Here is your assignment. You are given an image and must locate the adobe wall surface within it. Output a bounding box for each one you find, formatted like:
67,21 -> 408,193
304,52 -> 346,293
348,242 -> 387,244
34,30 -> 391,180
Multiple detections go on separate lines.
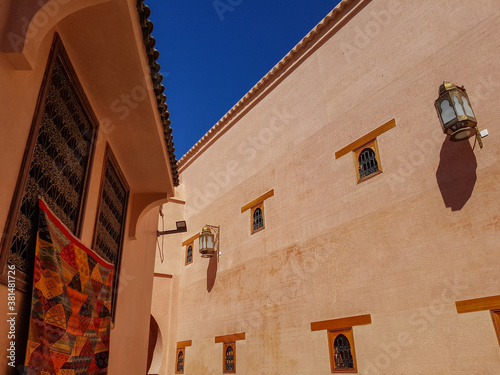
160,0 -> 500,374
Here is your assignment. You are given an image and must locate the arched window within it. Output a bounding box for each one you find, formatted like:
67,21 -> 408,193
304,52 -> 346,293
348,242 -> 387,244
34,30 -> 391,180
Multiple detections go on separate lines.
358,148 -> 379,179
225,345 -> 235,372
176,350 -> 184,373
242,190 -> 274,235
184,240 -> 194,266
253,207 -> 263,232
186,245 -> 193,265
333,334 -> 354,369
174,341 -> 192,374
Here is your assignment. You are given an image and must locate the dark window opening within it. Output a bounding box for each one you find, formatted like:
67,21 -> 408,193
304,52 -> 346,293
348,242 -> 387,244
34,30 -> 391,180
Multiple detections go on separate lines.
358,148 -> 379,179
225,345 -> 235,372
333,334 -> 354,369
176,350 -> 184,373
253,208 -> 263,231
358,148 -> 378,179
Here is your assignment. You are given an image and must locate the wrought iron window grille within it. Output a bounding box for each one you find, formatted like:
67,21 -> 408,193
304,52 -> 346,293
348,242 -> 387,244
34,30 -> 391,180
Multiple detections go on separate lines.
93,146 -> 129,321
225,345 -> 235,373
0,35 -> 98,290
358,148 -> 379,179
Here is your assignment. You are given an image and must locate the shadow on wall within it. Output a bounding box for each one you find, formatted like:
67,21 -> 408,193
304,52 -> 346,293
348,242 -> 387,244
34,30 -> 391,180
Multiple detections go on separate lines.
147,314 -> 160,375
436,136 -> 477,211
207,256 -> 217,293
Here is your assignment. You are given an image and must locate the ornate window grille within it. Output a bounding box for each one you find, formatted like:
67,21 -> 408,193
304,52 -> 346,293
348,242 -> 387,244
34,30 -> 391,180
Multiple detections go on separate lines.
93,147 -> 129,320
225,345 -> 235,373
358,148 -> 379,179
186,244 -> 193,265
333,334 -> 354,369
176,350 -> 184,373
0,35 -> 97,290
327,328 -> 358,372
253,207 -> 263,232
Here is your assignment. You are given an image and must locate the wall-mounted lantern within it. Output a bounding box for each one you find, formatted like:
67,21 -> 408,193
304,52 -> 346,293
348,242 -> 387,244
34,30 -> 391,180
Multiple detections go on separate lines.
435,81 -> 483,148
157,221 -> 187,237
199,225 -> 220,260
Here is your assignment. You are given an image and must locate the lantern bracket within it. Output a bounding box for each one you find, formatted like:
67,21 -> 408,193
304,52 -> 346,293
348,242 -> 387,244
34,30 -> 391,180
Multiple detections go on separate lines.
475,127 -> 484,149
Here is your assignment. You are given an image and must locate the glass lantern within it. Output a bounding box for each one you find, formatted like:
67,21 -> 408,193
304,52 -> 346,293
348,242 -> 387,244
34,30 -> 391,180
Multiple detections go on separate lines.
199,225 -> 215,258
435,81 -> 477,141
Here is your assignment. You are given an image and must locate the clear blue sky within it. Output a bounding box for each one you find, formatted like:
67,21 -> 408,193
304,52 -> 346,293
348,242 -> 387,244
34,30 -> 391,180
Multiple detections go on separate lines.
147,0 -> 340,158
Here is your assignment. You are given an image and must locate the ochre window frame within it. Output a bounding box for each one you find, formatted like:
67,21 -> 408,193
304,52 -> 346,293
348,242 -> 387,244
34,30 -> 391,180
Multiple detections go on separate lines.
175,340 -> 192,374
492,310 -> 500,345
335,119 -> 396,184
182,233 -> 200,266
353,139 -> 382,183
92,145 -> 130,321
311,314 -> 371,374
0,34 -> 98,291
456,295 -> 500,346
175,348 -> 185,374
215,332 -> 245,374
328,328 -> 357,373
241,189 -> 274,235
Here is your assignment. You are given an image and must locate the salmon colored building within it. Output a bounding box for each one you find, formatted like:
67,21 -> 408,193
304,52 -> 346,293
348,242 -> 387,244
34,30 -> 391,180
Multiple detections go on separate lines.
152,0 -> 500,374
1,0 -> 500,375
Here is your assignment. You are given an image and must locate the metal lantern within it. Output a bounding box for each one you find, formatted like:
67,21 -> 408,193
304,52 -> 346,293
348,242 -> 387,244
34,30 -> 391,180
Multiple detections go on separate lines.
435,81 -> 477,142
199,225 -> 218,258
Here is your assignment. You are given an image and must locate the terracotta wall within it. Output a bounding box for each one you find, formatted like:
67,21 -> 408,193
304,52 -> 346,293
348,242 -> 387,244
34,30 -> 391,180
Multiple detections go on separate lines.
158,0 -> 500,374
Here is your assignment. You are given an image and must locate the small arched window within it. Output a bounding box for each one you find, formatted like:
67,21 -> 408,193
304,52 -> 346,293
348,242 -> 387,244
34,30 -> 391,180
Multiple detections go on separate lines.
358,148 -> 379,179
225,345 -> 235,372
253,208 -> 263,231
327,328 -> 358,372
186,245 -> 193,264
333,334 -> 354,369
176,350 -> 184,373
242,190 -> 274,235
185,241 -> 194,266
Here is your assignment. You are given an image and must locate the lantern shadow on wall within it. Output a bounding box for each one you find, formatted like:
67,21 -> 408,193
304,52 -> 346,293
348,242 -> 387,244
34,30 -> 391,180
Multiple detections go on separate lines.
436,136 -> 477,211
434,82 -> 483,211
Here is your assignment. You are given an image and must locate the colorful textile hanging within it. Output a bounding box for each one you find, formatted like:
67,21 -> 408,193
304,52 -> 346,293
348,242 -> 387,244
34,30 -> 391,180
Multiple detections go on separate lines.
24,200 -> 114,375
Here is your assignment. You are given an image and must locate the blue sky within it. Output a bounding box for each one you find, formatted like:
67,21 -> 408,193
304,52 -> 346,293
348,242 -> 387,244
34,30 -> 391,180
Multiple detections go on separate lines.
147,0 -> 341,158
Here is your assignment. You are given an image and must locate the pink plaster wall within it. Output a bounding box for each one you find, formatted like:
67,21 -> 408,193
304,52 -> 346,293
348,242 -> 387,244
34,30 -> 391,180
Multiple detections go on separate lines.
159,0 -> 500,374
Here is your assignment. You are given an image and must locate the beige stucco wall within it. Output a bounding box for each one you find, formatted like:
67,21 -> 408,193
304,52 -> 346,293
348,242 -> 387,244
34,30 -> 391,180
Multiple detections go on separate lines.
0,0 -> 175,374
157,0 -> 500,374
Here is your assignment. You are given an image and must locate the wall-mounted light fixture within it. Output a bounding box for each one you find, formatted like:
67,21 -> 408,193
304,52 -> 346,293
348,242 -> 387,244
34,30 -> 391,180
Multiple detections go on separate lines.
199,225 -> 220,260
157,221 -> 187,237
435,81 -> 484,148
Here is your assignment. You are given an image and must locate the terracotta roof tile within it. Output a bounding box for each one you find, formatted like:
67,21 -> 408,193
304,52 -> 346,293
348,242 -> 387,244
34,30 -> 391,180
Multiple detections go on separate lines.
136,0 -> 179,186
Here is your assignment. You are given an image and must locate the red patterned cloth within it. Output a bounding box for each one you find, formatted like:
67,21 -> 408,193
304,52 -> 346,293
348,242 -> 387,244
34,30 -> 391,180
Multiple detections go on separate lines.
24,200 -> 114,375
